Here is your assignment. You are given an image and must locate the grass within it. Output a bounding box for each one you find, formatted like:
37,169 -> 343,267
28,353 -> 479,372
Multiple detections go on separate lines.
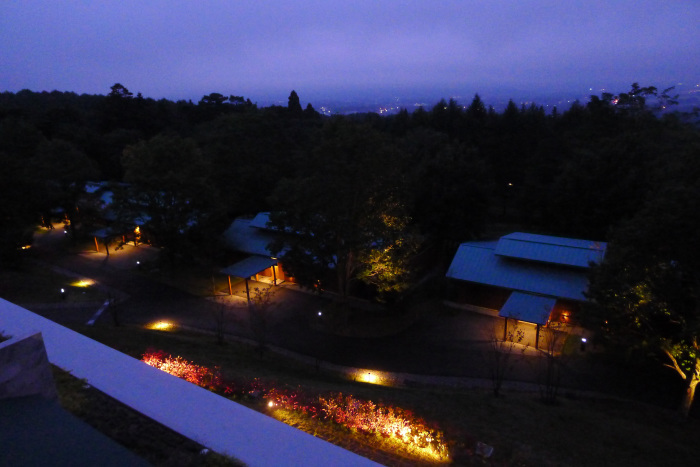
72,324 -> 700,466
0,266 -> 108,305
135,257 -> 236,298
5,248 -> 699,465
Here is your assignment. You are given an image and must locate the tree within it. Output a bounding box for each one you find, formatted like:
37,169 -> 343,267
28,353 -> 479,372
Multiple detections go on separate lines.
487,321 -> 526,397
120,133 -> 217,260
248,286 -> 276,355
199,93 -> 227,106
33,139 -> 99,239
268,119 -> 417,304
101,83 -> 138,133
287,90 -> 302,114
586,185 -> 700,417
401,129 -> 491,261
108,83 -> 133,99
303,103 -> 319,119
537,323 -> 571,405
355,207 -> 421,301
0,118 -> 45,260
466,93 -> 486,121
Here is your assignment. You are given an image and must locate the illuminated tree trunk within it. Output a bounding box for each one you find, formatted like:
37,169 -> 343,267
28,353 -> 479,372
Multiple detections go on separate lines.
680,358 -> 699,418
336,250 -> 356,303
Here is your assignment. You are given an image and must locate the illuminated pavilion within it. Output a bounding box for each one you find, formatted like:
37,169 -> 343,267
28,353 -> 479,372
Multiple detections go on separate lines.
445,232 -> 607,348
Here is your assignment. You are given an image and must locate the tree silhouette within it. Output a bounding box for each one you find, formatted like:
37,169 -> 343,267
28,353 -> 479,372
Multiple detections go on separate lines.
287,90 -> 302,114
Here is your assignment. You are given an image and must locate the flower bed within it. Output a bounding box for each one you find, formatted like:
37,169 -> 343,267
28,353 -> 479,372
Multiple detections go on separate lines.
142,349 -> 449,461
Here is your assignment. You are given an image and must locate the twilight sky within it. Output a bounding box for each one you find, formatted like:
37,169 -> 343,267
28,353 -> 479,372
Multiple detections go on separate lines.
1,1 -> 698,104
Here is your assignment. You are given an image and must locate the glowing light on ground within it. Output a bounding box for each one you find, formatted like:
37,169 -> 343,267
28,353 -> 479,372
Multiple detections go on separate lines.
353,369 -> 392,386
146,321 -> 175,331
71,279 -> 95,287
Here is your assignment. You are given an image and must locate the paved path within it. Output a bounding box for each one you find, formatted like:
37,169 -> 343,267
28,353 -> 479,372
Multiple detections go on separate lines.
25,226 -> 608,393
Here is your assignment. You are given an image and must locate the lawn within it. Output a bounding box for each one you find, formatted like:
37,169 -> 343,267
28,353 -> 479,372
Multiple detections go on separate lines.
72,324 -> 700,466
6,248 -> 698,465
0,265 -> 108,305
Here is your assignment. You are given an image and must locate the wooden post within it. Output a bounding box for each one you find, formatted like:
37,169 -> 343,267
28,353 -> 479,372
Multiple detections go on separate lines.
228,275 -> 233,296
94,236 -> 100,252
245,278 -> 251,304
535,324 -> 540,350
272,265 -> 278,286
503,317 -> 508,341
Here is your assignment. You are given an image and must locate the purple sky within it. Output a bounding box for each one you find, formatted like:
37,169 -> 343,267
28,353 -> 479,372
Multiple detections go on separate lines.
1,1 -> 698,103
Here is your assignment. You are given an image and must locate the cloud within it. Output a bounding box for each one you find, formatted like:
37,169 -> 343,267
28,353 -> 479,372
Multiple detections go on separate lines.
1,1 -> 697,100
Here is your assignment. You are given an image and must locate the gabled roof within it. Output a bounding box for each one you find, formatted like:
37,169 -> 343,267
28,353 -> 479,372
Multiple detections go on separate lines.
495,232 -> 606,268
445,236 -> 596,301
249,212 -> 273,230
221,255 -> 277,278
499,292 -> 557,325
249,212 -> 299,234
222,218 -> 279,257
84,181 -> 105,194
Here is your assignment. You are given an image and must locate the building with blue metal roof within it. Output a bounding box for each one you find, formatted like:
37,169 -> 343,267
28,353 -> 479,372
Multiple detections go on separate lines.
446,233 -> 607,342
221,213 -> 294,299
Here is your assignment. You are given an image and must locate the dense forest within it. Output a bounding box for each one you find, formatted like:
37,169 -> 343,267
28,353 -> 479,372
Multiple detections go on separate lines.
1,83 -> 696,254
2,83 -> 700,415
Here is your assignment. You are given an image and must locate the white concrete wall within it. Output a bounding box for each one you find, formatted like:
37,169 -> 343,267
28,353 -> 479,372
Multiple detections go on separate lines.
0,298 -> 379,467
0,332 -> 57,400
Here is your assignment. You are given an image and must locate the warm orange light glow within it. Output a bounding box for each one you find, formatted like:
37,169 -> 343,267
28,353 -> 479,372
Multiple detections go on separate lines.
318,392 -> 449,461
353,369 -> 392,386
71,279 -> 95,288
146,321 -> 175,331
143,350 -> 449,463
134,226 -> 141,234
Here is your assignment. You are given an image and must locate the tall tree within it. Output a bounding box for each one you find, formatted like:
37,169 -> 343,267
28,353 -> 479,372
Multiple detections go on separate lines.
466,93 -> 486,121
33,139 -> 99,238
287,90 -> 303,114
120,133 -> 217,260
402,128 -> 491,261
268,119 -> 417,302
0,118 -> 45,259
108,83 -> 134,99
586,185 -> 700,417
199,93 -> 228,106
